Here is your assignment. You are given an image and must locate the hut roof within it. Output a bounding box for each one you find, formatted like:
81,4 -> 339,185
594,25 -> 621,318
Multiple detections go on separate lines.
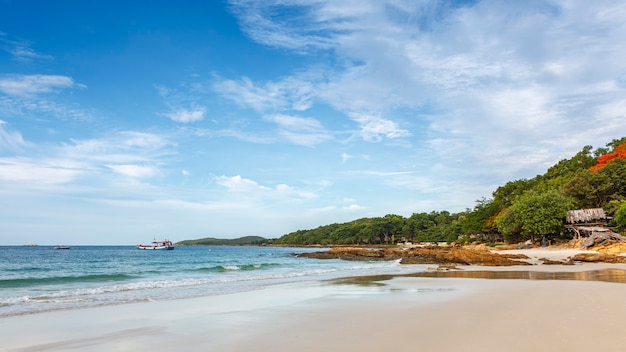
566,208 -> 607,224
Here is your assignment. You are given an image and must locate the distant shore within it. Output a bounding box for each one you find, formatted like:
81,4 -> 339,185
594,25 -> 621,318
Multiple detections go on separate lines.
4,247 -> 626,352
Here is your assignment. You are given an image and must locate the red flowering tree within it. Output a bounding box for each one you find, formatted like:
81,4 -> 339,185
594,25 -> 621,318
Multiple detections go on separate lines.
591,143 -> 626,172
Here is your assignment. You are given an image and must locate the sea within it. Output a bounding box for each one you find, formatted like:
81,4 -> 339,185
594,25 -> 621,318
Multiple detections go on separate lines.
0,245 -> 427,317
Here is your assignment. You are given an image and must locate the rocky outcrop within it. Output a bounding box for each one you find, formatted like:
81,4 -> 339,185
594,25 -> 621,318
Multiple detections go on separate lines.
580,232 -> 626,249
568,252 -> 626,264
298,246 -> 530,266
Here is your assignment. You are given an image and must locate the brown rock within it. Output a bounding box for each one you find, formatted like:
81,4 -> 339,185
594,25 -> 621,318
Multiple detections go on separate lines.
568,253 -> 626,263
298,246 -> 529,266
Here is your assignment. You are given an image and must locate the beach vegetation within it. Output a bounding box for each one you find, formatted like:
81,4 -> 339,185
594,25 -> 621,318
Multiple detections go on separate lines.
495,190 -> 574,243
615,202 -> 626,231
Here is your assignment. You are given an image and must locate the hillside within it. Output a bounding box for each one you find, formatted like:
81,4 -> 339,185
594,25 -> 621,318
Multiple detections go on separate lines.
275,137 -> 626,246
176,236 -> 268,246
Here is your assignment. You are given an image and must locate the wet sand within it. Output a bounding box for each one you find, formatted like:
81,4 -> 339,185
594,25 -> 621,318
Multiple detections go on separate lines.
3,262 -> 626,352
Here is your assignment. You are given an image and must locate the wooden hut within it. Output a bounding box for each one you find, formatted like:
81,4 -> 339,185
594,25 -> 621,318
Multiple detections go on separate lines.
566,208 -> 607,224
565,208 -> 609,239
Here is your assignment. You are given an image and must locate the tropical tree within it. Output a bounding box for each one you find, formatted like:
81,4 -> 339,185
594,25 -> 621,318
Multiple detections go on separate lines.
402,212 -> 434,242
496,190 -> 573,243
615,202 -> 626,232
460,198 -> 499,237
370,214 -> 405,244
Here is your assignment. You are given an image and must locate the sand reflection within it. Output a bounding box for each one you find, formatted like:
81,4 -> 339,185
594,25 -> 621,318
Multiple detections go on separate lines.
333,269 -> 626,286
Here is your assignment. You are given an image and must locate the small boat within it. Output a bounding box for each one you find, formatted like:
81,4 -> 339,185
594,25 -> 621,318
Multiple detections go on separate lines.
54,245 -> 71,250
137,239 -> 175,250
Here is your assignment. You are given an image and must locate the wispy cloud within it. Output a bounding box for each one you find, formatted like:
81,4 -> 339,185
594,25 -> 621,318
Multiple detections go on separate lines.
156,84 -> 207,123
166,107 -> 207,123
0,120 -> 30,151
264,113 -> 332,146
0,34 -> 53,62
0,131 -> 175,186
226,0 -> 626,181
214,75 -> 316,113
227,0 -> 341,50
347,112 -> 411,142
105,164 -> 160,179
216,174 -> 318,201
0,74 -> 79,97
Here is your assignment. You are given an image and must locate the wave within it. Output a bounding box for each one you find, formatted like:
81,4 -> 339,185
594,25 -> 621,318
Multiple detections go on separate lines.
1,263 -> 391,306
0,273 -> 134,288
193,263 -> 282,273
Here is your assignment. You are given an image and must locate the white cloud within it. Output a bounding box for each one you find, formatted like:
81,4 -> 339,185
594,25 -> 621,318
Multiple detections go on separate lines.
165,107 -> 206,123
264,114 -> 332,146
0,120 -> 30,151
0,158 -> 85,185
156,84 -> 207,123
0,131 -> 174,186
215,174 -> 318,201
226,0 -> 626,182
216,174 -> 268,192
215,75 -> 316,113
105,164 -> 160,179
347,112 -> 411,142
0,74 -> 78,96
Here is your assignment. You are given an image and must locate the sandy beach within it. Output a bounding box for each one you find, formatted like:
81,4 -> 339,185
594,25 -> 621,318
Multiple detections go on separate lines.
3,250 -> 626,352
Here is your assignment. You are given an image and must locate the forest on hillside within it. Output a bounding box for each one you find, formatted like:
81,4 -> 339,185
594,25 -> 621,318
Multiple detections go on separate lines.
274,137 -> 626,246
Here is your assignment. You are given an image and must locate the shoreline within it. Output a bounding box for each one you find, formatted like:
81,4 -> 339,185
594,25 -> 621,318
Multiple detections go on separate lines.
4,252 -> 626,351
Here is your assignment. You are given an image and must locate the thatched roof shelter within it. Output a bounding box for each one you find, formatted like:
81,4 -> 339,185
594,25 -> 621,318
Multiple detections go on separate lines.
566,208 -> 607,224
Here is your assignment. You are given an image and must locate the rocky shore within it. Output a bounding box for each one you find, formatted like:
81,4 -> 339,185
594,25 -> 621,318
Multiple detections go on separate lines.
297,244 -> 626,266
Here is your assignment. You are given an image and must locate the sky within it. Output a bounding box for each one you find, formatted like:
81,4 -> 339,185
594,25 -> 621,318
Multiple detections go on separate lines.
1,0 -> 626,245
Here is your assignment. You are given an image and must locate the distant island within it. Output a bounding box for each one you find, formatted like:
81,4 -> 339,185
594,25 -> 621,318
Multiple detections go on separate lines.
175,236 -> 268,246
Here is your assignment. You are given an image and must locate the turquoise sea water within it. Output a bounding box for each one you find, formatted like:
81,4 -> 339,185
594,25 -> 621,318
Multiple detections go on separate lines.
0,245 -> 426,317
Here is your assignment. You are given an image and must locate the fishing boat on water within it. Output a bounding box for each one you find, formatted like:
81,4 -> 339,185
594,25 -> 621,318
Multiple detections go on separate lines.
137,239 -> 175,250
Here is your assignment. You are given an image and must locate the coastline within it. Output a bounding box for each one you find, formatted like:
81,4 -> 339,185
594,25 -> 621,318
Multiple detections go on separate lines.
3,250 -> 626,352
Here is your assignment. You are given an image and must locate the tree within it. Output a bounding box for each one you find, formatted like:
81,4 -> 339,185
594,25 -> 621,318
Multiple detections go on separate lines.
460,198 -> 499,237
492,178 -> 538,209
563,158 -> 626,209
591,142 -> 626,172
370,214 -> 405,244
402,212 -> 434,242
496,190 -> 573,243
615,202 -> 626,232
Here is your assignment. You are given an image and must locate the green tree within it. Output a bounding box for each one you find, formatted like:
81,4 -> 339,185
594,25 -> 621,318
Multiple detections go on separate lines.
403,212 -> 435,242
614,202 -> 626,232
496,190 -> 573,243
460,198 -> 499,237
370,214 -> 405,244
495,206 -> 522,243
563,158 -> 626,209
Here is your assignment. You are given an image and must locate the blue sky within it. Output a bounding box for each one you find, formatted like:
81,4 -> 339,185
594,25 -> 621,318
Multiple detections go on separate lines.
1,1 -> 626,245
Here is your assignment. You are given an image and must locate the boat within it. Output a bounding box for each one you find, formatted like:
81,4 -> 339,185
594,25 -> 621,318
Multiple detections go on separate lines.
54,245 -> 71,250
137,239 -> 175,250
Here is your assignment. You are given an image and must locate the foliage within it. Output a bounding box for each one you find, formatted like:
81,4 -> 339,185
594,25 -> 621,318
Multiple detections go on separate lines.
459,198 -> 500,240
615,202 -> 626,231
274,212 -> 460,245
496,190 -> 573,242
591,143 -> 626,172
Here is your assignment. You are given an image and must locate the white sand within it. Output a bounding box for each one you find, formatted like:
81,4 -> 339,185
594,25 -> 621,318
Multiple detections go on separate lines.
494,247 -> 598,264
3,262 -> 626,352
